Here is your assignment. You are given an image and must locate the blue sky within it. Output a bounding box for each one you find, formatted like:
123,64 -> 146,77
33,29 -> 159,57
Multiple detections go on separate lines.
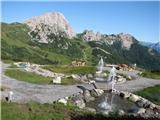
1,1 -> 159,43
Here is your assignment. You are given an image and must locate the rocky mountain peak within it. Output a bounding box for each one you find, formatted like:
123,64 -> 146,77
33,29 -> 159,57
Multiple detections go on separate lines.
82,30 -> 102,41
118,33 -> 134,49
81,30 -> 134,49
24,12 -> 75,43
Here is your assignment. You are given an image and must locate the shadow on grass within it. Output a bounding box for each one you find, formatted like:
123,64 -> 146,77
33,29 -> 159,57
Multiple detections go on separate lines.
71,114 -> 160,120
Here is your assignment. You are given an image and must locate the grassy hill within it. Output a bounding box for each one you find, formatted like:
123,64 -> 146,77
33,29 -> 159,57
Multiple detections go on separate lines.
1,22 -> 160,70
1,23 -> 79,65
89,40 -> 160,70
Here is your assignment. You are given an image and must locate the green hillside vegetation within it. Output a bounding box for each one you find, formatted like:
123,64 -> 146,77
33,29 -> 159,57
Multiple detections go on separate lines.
89,40 -> 160,70
5,69 -> 52,84
1,22 -> 160,70
5,69 -> 83,85
140,71 -> 160,79
135,85 -> 160,105
43,65 -> 96,75
61,77 -> 82,85
1,23 -> 73,65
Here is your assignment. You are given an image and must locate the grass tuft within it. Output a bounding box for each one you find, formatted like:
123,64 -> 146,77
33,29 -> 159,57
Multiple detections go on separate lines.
43,65 -> 96,75
5,69 -> 52,84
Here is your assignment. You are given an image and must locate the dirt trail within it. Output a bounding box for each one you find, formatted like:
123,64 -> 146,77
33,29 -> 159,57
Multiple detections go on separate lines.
1,63 -> 160,103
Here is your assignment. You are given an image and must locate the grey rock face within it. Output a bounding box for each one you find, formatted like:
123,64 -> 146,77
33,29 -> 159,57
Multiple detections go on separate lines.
24,12 -> 75,43
118,33 -> 134,49
82,30 -> 102,41
81,30 -> 134,49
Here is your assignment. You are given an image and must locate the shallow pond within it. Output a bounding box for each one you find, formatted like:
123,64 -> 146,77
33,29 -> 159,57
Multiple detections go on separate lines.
86,92 -> 140,114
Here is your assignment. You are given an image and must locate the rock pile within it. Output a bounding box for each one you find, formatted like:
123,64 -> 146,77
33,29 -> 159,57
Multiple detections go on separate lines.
56,87 -> 160,118
116,64 -> 133,71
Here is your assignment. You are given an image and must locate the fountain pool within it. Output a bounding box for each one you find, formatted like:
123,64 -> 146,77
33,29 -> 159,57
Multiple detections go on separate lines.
86,92 -> 140,114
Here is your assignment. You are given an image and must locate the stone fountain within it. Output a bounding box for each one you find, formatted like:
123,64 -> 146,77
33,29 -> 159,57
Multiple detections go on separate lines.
69,59 -> 160,118
97,66 -> 117,112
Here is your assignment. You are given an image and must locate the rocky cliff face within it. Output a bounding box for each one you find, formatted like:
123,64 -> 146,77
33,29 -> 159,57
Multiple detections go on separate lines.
24,12 -> 75,43
24,12 -> 134,49
118,33 -> 134,49
81,30 -> 102,41
81,30 -> 134,49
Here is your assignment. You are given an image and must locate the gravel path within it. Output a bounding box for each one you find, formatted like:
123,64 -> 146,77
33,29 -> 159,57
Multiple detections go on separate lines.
1,63 -> 160,103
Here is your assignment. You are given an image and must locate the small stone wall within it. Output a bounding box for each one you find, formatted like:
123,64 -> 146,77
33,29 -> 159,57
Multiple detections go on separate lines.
56,87 -> 160,118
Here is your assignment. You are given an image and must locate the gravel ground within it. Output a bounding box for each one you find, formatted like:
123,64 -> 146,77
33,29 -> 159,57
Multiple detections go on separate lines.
1,63 -> 160,103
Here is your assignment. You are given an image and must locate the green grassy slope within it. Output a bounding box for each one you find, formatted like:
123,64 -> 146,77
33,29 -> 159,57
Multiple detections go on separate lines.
89,40 -> 160,70
1,23 -> 72,65
2,101 -> 158,120
140,71 -> 160,79
2,22 -> 160,70
1,102 -> 81,120
42,65 -> 96,75
135,85 -> 160,105
5,69 -> 52,84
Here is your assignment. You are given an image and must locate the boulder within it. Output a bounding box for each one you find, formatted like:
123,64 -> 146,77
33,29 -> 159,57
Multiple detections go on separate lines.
117,78 -> 126,82
127,75 -> 132,80
137,108 -> 146,114
136,100 -> 145,108
83,90 -> 95,102
58,98 -> 67,105
122,92 -> 131,99
75,99 -> 85,109
150,103 -> 157,109
119,91 -> 131,98
84,107 -> 96,113
118,110 -> 125,116
81,75 -> 87,80
89,81 -> 97,89
101,111 -> 110,115
87,74 -> 93,78
119,92 -> 125,98
117,78 -> 123,82
83,90 -> 91,97
90,89 -> 104,97
8,91 -> 14,102
53,76 -> 61,84
90,90 -> 98,97
71,74 -> 81,80
129,94 -> 140,102
89,80 -> 95,84
95,72 -> 107,77
116,75 -> 122,78
136,98 -> 150,108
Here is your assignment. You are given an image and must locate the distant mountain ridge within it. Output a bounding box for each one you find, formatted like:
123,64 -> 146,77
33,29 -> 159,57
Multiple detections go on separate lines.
79,30 -> 135,49
140,41 -> 160,53
1,12 -> 160,70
